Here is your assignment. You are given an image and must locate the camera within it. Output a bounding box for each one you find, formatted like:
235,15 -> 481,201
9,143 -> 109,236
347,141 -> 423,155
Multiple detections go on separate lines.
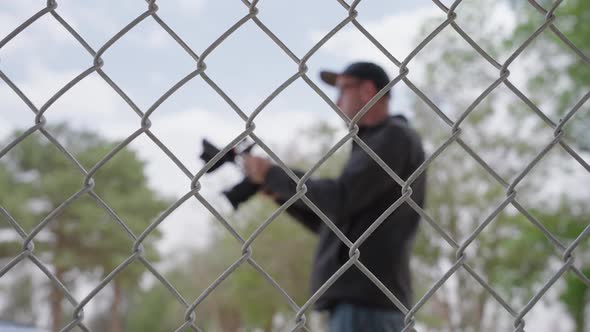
199,138 -> 260,209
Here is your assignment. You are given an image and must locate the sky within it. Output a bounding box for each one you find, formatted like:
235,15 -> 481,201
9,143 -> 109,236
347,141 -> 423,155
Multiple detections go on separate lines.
0,0 -> 582,330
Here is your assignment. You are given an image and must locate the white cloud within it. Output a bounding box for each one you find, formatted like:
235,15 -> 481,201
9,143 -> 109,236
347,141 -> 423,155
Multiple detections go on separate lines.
123,20 -> 176,50
312,6 -> 443,70
0,11 -> 19,38
146,26 -> 174,49
174,0 -> 206,12
308,2 -> 523,113
0,120 -> 9,142
0,8 -> 80,58
0,0 -> 201,58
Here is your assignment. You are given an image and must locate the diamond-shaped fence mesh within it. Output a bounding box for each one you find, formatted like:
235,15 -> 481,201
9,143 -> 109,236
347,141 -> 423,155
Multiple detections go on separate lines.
0,0 -> 589,331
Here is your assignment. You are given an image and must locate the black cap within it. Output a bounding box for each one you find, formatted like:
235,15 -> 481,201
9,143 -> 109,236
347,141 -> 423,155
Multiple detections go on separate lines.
320,62 -> 391,96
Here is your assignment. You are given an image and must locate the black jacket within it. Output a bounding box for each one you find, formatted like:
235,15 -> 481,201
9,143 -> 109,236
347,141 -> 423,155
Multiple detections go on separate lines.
264,115 -> 426,312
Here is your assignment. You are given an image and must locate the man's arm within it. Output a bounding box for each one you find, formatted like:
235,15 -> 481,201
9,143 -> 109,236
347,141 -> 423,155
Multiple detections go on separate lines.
260,169 -> 321,234
274,196 -> 323,234
263,128 -> 410,226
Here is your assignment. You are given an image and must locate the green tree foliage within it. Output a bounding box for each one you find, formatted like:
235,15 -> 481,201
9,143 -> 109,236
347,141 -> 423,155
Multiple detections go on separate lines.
0,124 -> 170,332
510,0 -> 590,150
509,1 -> 590,330
409,0 -> 589,330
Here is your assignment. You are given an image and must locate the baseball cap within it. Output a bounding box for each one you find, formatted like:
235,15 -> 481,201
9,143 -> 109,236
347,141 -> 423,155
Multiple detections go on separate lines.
320,61 -> 391,96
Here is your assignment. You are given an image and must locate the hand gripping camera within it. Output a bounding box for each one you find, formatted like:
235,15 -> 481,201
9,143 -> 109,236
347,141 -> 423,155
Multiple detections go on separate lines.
199,138 -> 260,209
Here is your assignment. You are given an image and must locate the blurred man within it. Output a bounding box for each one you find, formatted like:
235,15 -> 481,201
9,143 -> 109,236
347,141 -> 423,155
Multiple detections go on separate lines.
243,62 -> 426,332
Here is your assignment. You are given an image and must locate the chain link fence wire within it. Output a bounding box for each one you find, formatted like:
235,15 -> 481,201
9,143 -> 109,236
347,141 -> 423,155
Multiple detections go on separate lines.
1,0 -> 589,331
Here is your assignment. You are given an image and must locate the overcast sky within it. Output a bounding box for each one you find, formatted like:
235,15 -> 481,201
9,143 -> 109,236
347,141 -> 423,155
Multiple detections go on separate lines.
0,0 -> 580,330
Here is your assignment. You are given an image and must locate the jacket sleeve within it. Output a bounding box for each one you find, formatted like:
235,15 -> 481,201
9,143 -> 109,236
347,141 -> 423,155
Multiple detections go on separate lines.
264,127 -> 409,227
275,196 -> 323,234
269,169 -> 322,234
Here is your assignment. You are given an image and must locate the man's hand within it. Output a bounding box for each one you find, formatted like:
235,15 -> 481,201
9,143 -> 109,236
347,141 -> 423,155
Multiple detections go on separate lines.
243,155 -> 272,185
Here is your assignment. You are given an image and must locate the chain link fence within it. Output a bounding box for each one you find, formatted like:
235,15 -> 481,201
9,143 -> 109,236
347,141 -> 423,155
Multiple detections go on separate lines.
1,0 -> 589,331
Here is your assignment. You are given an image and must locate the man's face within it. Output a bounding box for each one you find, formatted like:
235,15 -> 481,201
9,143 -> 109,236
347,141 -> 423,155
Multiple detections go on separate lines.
335,75 -> 366,120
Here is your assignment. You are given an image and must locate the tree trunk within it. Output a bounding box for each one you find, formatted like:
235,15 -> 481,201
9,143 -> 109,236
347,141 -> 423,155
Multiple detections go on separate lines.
440,283 -> 455,332
110,282 -> 124,332
219,306 -> 241,332
50,266 -> 65,332
263,308 -> 275,332
475,289 -> 487,331
573,301 -> 585,332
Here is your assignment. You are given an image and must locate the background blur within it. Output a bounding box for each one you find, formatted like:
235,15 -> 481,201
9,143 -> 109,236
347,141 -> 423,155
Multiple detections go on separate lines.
0,0 -> 589,331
